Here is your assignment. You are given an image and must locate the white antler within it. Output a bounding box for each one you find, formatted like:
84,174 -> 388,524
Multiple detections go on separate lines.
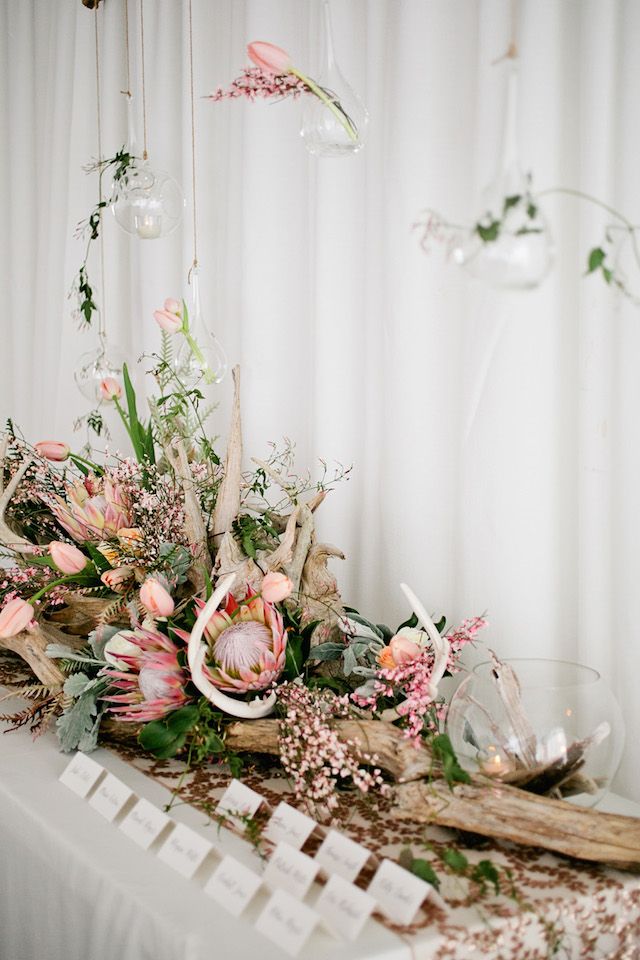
399,582 -> 450,699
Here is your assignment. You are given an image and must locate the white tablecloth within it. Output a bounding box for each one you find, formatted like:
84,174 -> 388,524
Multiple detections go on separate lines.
1,687 -> 640,960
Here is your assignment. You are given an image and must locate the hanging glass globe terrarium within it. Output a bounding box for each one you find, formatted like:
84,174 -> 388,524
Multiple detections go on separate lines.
175,268 -> 227,387
74,334 -> 126,403
452,60 -> 554,289
300,0 -> 369,157
112,158 -> 183,240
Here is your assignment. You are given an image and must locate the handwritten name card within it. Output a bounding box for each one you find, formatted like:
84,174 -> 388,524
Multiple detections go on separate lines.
215,779 -> 264,829
157,821 -> 214,879
263,842 -> 319,899
88,772 -> 134,822
263,802 -> 316,851
315,829 -> 370,883
255,888 -> 319,957
368,858 -> 447,925
59,752 -> 104,798
204,856 -> 262,917
119,798 -> 171,850
315,873 -> 376,941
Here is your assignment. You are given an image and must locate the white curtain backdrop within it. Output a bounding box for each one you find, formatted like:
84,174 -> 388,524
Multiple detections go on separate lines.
1,0 -> 639,799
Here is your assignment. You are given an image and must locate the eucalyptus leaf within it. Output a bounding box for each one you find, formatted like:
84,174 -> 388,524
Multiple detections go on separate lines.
307,642 -> 345,661
46,644 -> 104,665
63,672 -> 99,698
56,688 -> 101,752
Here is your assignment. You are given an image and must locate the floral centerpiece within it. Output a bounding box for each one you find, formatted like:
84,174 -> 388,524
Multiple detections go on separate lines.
0,306 -> 637,871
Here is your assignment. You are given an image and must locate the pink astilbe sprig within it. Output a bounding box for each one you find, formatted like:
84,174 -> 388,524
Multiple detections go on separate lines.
353,616 -> 488,746
277,682 -> 387,820
207,67 -> 309,103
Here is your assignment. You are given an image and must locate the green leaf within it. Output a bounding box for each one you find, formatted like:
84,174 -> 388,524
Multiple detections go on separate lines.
345,612 -> 384,638
122,364 -> 145,463
602,266 -> 613,284
85,541 -> 112,574
205,732 -> 225,754
138,720 -> 180,756
587,247 -> 606,274
526,201 -> 538,220
434,616 -> 446,634
63,672 -> 97,698
145,420 -> 156,465
442,848 -> 469,873
476,219 -> 501,243
411,858 -> 440,889
284,634 -> 305,680
307,642 -> 345,661
166,705 -> 199,735
56,686 -> 102,752
472,859 -> 501,895
376,623 -> 394,642
227,754 -> 244,778
432,733 -> 471,786
503,194 -> 521,213
396,612 -> 418,631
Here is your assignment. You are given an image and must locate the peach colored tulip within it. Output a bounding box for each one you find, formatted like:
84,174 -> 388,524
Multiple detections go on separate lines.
49,541 -> 87,575
247,41 -> 292,75
99,377 -> 122,401
35,441 -> 70,462
153,308 -> 182,334
0,597 -> 34,639
261,570 -> 293,604
101,566 -> 134,593
388,633 -> 421,666
140,578 -> 175,618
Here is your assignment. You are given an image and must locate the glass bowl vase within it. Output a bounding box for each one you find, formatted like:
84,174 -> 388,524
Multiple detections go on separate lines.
446,658 -> 624,808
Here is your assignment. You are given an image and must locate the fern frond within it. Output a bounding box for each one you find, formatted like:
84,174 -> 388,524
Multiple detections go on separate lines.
0,682 -> 58,704
98,595 -> 128,626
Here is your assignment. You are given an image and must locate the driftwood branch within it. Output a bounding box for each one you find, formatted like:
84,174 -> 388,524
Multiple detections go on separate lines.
226,717 -> 640,870
0,439 -> 36,554
0,625 -> 66,688
164,437 -> 211,593
212,366 -> 242,548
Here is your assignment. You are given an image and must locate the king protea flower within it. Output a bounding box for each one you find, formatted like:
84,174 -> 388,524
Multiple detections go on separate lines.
102,626 -> 190,722
181,591 -> 287,694
46,476 -> 131,542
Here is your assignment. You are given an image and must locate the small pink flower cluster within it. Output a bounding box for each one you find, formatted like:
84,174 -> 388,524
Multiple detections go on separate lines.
277,682 -> 386,819
207,67 -> 308,103
353,617 -> 488,746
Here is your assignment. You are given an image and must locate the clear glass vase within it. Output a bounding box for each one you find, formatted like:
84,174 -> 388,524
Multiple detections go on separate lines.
74,335 -> 126,404
300,0 -> 368,158
446,658 -> 624,808
452,61 -> 554,289
175,268 -> 227,387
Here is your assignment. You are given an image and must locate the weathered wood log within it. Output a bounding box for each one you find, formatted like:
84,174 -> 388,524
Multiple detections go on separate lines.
393,779 -> 640,871
225,717 -> 640,870
0,437 -> 36,554
164,437 -> 212,593
48,596 -> 118,635
0,625 -> 66,688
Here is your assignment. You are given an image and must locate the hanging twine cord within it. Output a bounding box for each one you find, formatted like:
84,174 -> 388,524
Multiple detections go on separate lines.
121,0 -> 131,98
94,2 -> 107,338
188,0 -> 199,278
140,0 -> 149,158
492,0 -> 518,64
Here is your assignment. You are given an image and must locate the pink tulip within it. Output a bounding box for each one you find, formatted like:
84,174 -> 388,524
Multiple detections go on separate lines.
247,41 -> 292,75
261,570 -> 293,604
164,298 -> 181,314
49,541 -> 87,575
99,377 -> 122,401
139,578 -> 175,618
153,309 -> 182,334
0,597 -> 34,639
35,441 -> 70,462
388,634 -> 422,666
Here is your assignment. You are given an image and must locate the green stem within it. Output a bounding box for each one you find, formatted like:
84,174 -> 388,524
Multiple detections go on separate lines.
30,575 -> 79,604
290,67 -> 358,142
183,331 -> 215,385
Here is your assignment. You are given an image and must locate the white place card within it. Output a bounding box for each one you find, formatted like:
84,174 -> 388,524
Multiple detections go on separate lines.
119,798 -> 171,850
263,802 -> 316,851
157,822 -> 214,879
367,858 -> 447,925
315,829 -> 370,883
204,855 -> 263,917
215,779 -> 264,828
255,888 -> 319,958
59,751 -> 104,798
315,873 -> 376,941
263,842 -> 319,899
88,772 -> 134,822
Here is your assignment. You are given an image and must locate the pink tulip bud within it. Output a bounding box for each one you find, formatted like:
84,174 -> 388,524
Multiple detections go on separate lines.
247,41 -> 292,75
99,377 -> 122,401
139,577 -> 175,618
261,570 -> 293,604
388,634 -> 421,666
0,597 -> 34,639
164,298 -> 182,315
35,441 -> 70,462
49,541 -> 87,575
153,309 -> 182,334
101,566 -> 134,593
